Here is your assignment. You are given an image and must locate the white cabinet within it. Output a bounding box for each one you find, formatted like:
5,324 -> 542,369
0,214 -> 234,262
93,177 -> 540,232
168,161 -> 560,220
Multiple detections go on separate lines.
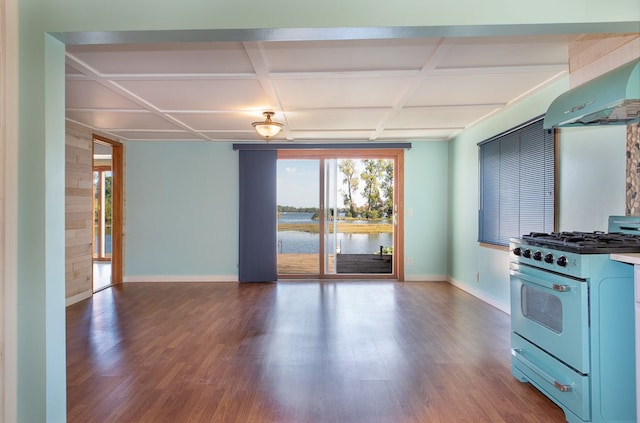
611,253 -> 640,422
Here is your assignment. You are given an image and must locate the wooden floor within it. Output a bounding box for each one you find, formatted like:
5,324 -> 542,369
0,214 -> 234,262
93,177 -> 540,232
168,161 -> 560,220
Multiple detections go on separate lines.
67,281 -> 566,423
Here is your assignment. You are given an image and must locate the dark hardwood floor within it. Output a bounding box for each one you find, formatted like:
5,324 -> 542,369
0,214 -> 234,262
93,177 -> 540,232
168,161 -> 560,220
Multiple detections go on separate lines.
66,281 -> 566,423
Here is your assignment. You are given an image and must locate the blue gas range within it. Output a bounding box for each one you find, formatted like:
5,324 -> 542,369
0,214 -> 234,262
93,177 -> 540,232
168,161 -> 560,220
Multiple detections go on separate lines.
510,216 -> 640,423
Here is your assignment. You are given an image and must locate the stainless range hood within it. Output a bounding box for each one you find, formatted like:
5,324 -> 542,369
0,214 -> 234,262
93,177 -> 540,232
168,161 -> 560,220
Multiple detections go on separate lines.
543,58 -> 640,129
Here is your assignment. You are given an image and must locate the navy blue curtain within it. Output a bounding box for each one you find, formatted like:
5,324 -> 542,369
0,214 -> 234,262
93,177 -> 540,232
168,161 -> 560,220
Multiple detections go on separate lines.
238,150 -> 277,282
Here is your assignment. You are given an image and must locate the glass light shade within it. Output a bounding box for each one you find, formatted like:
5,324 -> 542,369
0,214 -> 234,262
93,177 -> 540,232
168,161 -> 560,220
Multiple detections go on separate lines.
252,111 -> 284,139
253,122 -> 283,138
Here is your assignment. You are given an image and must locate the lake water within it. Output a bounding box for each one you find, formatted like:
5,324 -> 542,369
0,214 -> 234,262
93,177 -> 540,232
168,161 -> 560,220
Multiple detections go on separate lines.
278,212 -> 393,254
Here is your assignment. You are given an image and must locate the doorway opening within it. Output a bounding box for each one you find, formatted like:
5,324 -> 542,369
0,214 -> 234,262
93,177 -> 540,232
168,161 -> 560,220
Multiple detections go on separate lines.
277,149 -> 404,280
92,136 -> 123,291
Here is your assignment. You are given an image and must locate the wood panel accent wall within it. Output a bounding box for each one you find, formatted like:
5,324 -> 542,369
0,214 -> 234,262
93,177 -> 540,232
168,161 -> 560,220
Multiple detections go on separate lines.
65,122 -> 94,304
0,2 -> 6,417
568,33 -> 640,87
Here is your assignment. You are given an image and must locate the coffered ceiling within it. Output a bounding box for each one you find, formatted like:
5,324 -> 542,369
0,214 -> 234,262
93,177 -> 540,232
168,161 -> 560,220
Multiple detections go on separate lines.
65,34 -> 576,143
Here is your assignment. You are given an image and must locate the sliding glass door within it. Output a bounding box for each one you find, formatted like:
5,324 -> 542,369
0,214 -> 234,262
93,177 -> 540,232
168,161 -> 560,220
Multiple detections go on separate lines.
332,158 -> 395,275
324,159 -> 339,275
276,159 -> 321,275
277,150 -> 403,280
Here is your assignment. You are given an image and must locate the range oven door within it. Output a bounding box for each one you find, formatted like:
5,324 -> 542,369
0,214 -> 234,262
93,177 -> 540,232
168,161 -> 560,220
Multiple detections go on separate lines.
510,262 -> 590,374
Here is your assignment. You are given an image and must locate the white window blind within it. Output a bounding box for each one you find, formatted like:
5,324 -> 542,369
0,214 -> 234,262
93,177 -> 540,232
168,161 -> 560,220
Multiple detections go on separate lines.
478,117 -> 555,246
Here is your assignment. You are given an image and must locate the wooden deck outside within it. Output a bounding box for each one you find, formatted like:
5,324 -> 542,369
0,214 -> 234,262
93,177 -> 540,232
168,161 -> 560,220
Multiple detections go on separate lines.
336,254 -> 392,273
278,253 -> 392,275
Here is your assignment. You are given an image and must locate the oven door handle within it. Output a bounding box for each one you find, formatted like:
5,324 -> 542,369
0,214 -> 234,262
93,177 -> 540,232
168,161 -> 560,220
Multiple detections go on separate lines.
510,270 -> 571,292
511,348 -> 572,393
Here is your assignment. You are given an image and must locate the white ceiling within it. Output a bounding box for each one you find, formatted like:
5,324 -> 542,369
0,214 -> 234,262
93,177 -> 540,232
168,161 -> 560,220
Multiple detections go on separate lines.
65,34 -> 577,143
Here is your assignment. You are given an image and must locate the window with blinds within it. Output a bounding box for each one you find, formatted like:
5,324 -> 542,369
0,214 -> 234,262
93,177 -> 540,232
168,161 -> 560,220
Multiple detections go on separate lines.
478,116 -> 555,246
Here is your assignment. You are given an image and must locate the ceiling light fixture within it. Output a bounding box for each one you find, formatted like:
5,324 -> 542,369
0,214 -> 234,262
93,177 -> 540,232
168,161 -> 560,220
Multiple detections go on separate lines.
252,111 -> 284,140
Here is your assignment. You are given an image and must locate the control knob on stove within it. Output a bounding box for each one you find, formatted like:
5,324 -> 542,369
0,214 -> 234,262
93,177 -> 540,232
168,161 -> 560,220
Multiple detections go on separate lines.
544,253 -> 554,264
512,247 -> 522,256
522,249 -> 532,258
533,251 -> 542,261
557,256 -> 568,267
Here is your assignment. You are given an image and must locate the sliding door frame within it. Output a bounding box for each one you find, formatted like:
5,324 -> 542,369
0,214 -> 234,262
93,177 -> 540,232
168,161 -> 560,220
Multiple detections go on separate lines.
278,148 -> 405,281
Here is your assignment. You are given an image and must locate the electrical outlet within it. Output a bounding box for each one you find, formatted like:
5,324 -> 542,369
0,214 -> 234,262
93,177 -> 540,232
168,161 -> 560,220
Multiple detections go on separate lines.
476,272 -> 480,283
407,257 -> 413,265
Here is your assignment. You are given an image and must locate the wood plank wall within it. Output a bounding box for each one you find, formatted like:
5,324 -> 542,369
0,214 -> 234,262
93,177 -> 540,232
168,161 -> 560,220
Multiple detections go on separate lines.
0,3 -> 7,419
569,33 -> 640,87
65,122 -> 94,304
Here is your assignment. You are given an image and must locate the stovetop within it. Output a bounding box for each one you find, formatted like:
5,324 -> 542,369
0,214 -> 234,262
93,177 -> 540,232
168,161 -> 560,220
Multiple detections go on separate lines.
519,231 -> 640,254
510,217 -> 640,277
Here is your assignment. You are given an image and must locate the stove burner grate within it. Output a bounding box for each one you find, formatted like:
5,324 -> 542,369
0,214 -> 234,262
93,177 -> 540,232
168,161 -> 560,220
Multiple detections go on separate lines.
520,231 -> 640,253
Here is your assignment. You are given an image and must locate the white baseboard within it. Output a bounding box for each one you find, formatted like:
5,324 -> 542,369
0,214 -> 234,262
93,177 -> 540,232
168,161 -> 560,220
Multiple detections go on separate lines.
446,276 -> 510,315
123,275 -> 239,283
66,290 -> 92,306
404,274 -> 447,282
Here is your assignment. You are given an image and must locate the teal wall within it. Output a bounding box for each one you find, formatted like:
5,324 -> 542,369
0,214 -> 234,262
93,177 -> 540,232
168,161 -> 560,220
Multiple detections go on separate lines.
15,0 -> 639,420
125,142 -> 239,278
558,125 -> 627,231
447,79 -> 630,310
447,77 -> 570,310
17,31 -> 67,421
125,141 -> 449,281
38,0 -> 640,33
404,142 -> 449,279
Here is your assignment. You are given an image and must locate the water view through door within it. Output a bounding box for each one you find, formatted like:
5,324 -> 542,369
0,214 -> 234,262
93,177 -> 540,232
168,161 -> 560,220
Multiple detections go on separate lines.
277,159 -> 320,275
93,140 -> 113,291
277,153 -> 397,278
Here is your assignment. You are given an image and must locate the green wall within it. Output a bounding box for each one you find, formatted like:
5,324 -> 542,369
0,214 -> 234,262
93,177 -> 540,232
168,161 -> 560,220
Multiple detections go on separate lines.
125,142 -> 239,279
558,125 -> 627,230
447,77 -> 570,310
17,31 -> 67,421
16,0 -> 639,420
404,142 -> 449,279
39,0 -> 640,33
447,78 -> 629,311
124,141 -> 449,281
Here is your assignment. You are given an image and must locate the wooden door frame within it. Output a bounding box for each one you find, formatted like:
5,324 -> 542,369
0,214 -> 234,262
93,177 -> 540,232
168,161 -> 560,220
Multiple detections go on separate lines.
277,149 -> 405,281
93,135 -> 124,285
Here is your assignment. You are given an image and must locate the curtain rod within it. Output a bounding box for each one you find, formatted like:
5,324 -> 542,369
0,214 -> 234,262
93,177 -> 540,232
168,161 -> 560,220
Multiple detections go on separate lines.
233,142 -> 412,151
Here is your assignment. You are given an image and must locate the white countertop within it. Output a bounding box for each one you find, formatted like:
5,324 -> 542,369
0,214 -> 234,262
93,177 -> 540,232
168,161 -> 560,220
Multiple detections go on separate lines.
611,253 -> 640,265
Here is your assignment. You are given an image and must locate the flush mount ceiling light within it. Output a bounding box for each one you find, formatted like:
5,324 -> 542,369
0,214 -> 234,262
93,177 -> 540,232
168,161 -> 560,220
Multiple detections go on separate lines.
252,111 -> 284,140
